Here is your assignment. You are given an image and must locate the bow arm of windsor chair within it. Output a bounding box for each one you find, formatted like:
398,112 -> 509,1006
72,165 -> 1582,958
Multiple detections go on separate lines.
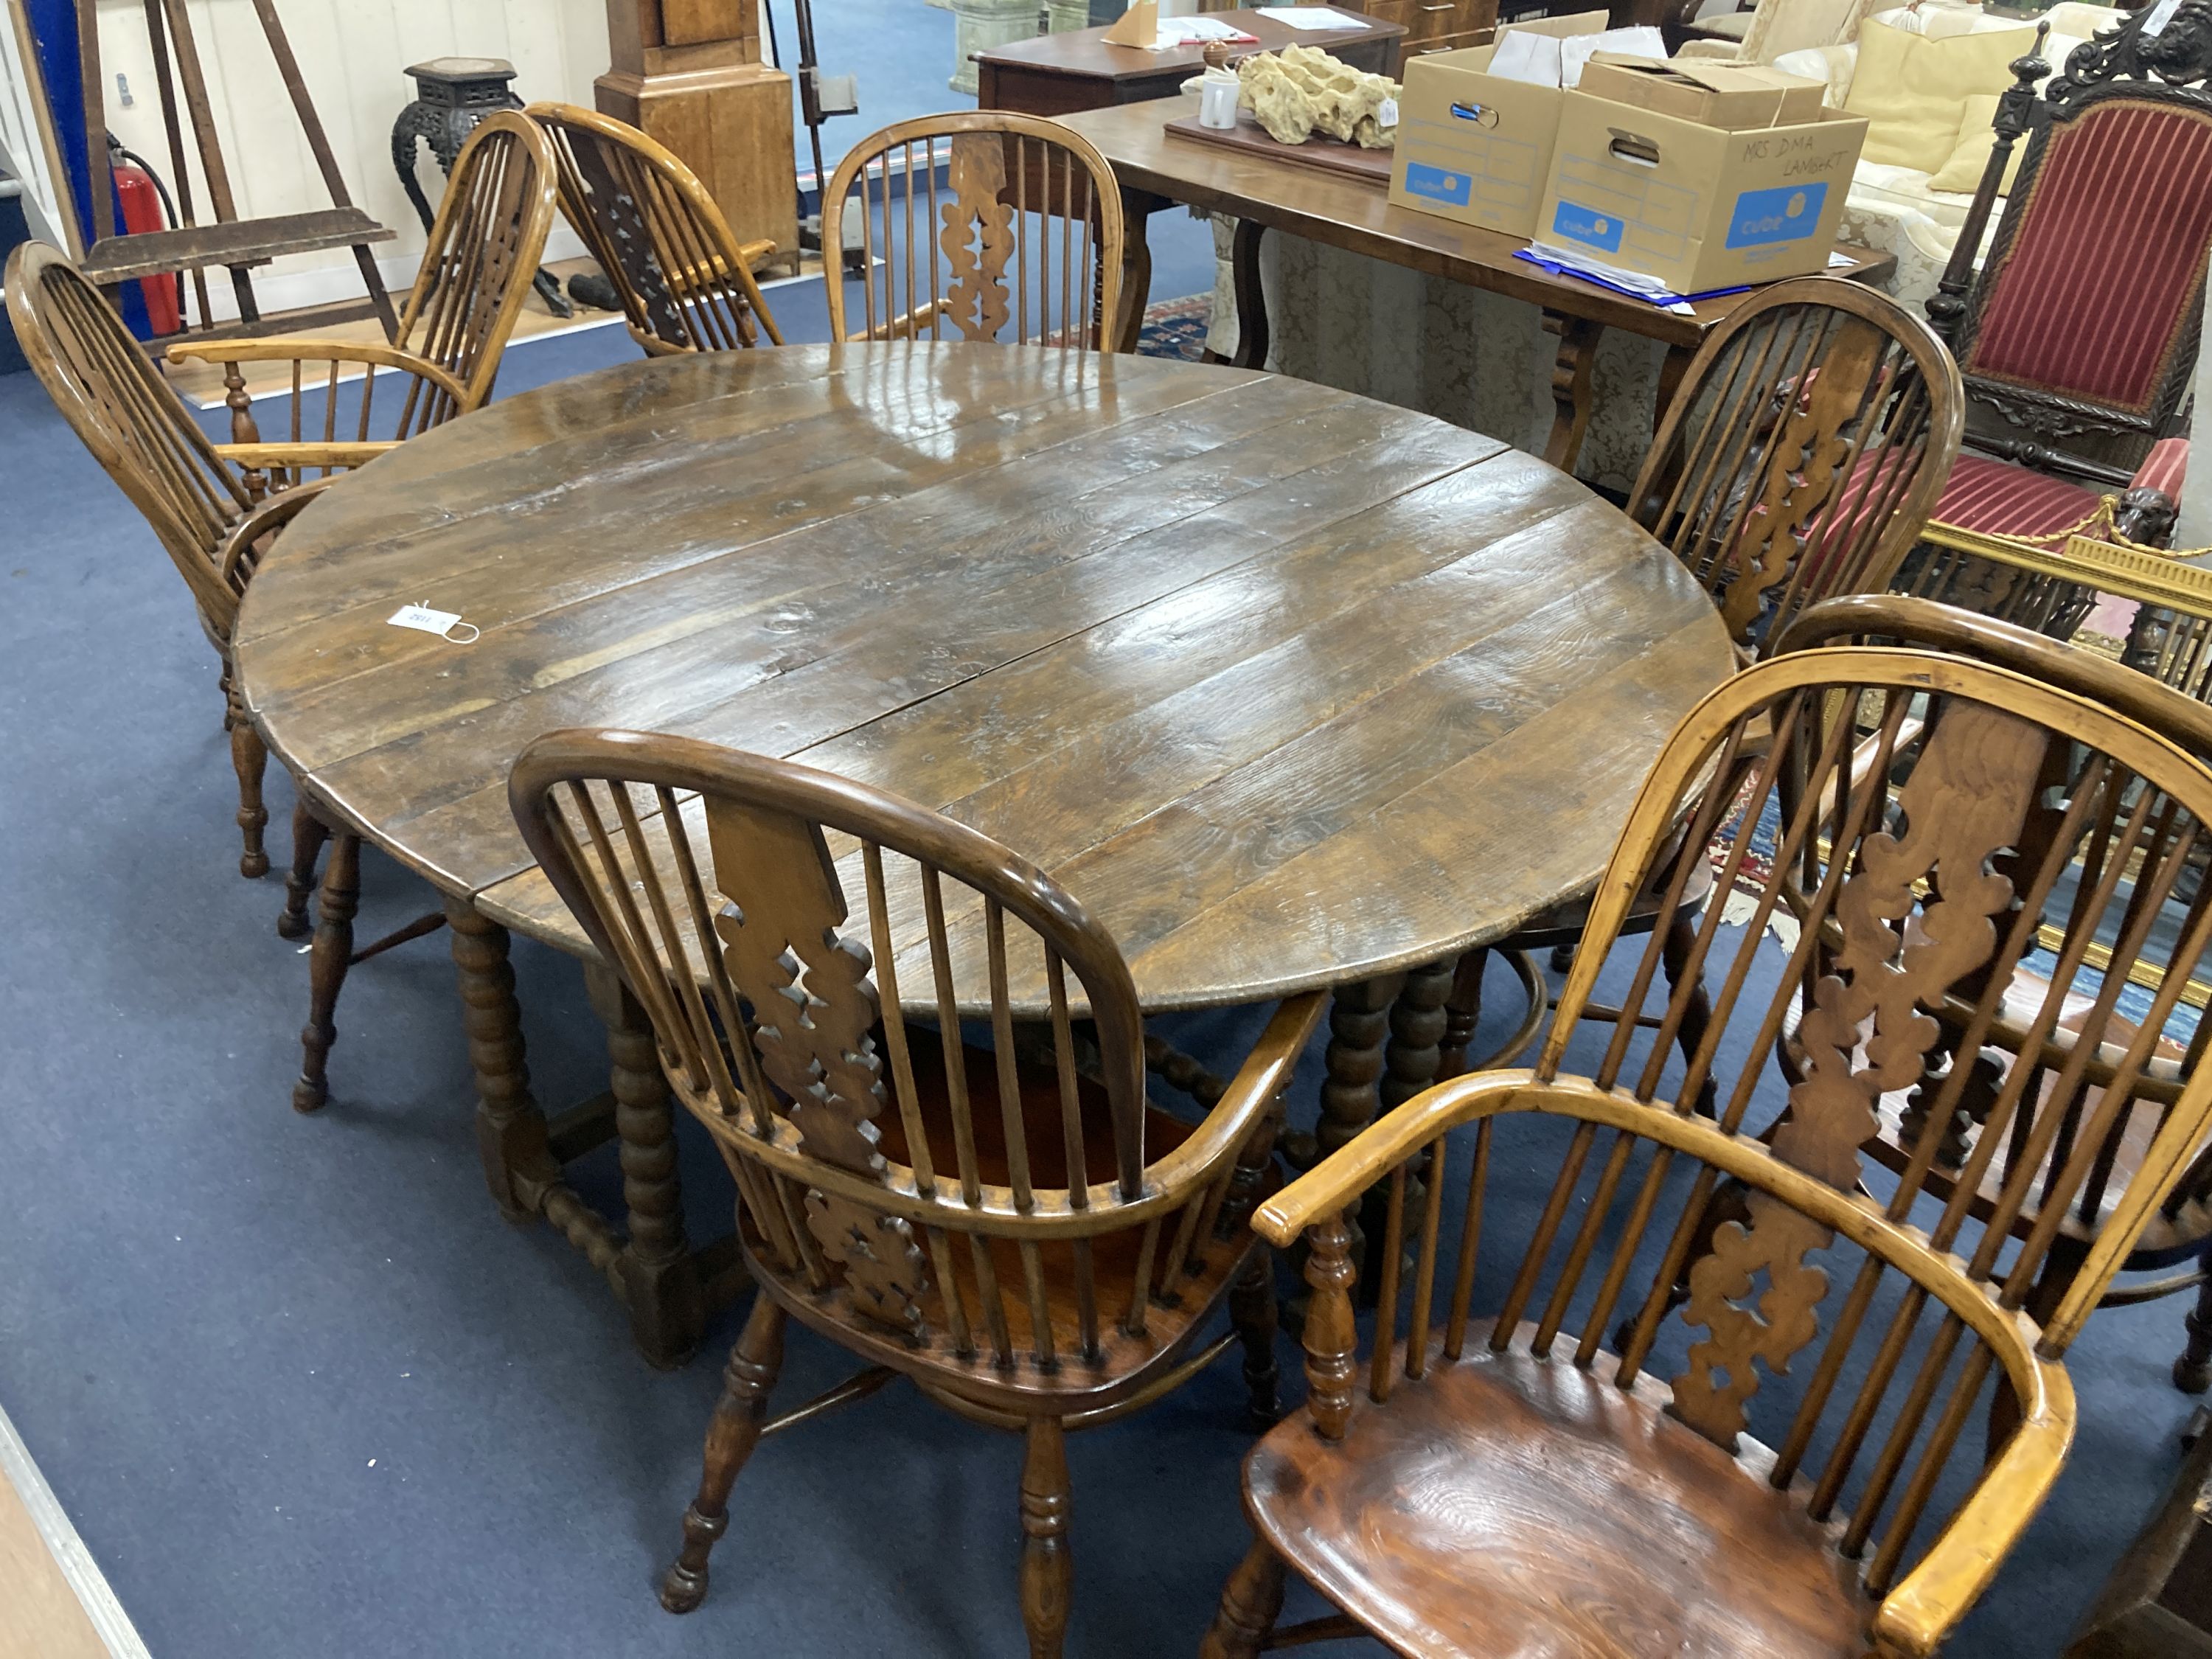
1141,993 -> 1326,1198
215,473 -> 341,597
166,337 -> 471,477
1250,1069 -> 2078,1659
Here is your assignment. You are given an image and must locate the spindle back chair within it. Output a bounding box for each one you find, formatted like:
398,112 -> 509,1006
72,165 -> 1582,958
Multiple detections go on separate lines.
1633,276 -> 1963,658
509,728 -> 1323,1657
1775,593 -> 2212,1391
166,112 -> 558,494
527,103 -> 785,356
1203,647 -> 2212,1659
819,111 -> 1123,350
7,238 -> 321,876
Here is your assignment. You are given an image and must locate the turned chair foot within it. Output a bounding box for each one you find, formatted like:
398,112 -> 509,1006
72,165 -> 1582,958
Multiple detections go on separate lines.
1200,1537 -> 1286,1659
278,800 -> 330,939
293,830 -> 360,1113
661,1295 -> 785,1614
2176,1265 -> 2212,1394
1020,1416 -> 1074,1658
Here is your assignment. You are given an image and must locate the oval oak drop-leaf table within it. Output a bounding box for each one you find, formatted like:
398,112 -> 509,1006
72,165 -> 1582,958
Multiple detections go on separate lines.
233,341 -> 1737,1366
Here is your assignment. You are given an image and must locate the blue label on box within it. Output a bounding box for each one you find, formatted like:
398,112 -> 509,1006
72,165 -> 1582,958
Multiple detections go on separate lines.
1549,199 -> 1624,254
1725,183 -> 1827,248
1402,164 -> 1472,207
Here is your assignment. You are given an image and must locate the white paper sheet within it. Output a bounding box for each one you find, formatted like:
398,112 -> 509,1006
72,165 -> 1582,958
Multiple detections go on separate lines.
1255,6 -> 1369,28
1148,15 -> 1257,47
1557,26 -> 1667,88
1488,29 -> 1565,86
1487,23 -> 1669,88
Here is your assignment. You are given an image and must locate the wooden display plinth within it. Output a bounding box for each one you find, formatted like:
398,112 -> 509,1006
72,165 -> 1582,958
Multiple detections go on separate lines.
597,0 -> 800,273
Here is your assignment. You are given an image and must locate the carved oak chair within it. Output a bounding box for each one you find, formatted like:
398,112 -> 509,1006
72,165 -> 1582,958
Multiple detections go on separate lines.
526,102 -> 785,356
507,730 -> 1324,1658
7,239 -> 319,878
1921,5 -> 2212,550
164,112 -> 558,495
1203,644 -> 2212,1659
1408,276 -> 1963,1164
1775,593 -> 2212,1396
820,111 -> 1124,349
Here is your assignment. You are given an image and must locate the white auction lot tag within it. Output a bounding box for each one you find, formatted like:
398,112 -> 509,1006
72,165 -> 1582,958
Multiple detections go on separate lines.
387,602 -> 479,644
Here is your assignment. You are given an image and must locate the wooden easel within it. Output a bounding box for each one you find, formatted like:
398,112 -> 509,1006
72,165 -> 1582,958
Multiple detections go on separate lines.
72,0 -> 398,338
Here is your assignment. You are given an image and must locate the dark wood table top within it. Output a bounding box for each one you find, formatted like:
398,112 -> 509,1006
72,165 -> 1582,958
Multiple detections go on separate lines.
975,8 -> 1405,83
1057,100 -> 1897,348
234,343 -> 1735,1012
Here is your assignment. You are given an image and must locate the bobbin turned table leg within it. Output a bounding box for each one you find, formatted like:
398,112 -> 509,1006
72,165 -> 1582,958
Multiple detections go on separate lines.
445,898 -> 558,1223
1282,975 -> 1404,1321
587,963 -> 703,1371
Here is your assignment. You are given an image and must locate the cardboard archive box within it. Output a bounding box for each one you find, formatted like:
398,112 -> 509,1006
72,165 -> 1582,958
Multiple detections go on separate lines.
1385,11 -> 1610,240
1537,58 -> 1868,294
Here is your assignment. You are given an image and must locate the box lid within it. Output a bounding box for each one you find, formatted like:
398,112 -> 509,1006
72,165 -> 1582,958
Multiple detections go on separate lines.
1577,53 -> 1829,128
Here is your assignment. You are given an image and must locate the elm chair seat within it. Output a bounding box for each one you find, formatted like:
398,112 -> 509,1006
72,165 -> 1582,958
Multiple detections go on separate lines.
1243,1335 -> 1871,1659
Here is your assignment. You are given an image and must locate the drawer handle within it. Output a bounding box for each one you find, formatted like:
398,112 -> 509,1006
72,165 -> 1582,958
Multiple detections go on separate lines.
1419,4 -> 1452,10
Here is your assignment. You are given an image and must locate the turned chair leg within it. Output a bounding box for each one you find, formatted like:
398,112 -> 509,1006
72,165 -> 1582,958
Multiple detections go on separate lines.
224,667 -> 270,879
661,1295 -> 787,1615
1020,1416 -> 1074,1659
1199,1537 -> 1287,1659
1230,1246 -> 1281,1427
293,830 -> 359,1113
279,801 -> 331,939
2179,1247 -> 2212,1394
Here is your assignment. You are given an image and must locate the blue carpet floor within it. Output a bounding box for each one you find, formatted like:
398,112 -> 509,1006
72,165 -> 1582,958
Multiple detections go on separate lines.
0,272 -> 2200,1658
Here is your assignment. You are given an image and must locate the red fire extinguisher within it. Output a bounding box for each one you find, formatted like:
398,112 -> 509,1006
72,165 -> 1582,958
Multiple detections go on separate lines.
108,142 -> 182,336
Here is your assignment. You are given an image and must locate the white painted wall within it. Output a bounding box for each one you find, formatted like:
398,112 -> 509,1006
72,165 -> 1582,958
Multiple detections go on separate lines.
87,0 -> 610,321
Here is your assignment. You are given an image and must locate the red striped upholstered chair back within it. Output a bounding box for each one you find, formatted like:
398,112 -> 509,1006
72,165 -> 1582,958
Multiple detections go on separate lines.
1930,6 -> 2212,490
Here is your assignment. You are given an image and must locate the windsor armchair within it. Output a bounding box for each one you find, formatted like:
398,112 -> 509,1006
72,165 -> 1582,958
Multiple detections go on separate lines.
508,729 -> 1325,1658
7,240 -> 444,1107
1205,645 -> 2212,1659
164,113 -> 558,498
820,111 -> 1124,349
1413,277 -> 1964,1178
526,104 -> 785,356
1774,593 -> 2212,1397
8,239 -> 315,879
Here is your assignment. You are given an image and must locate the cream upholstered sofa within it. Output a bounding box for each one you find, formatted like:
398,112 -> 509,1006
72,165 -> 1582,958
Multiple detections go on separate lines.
1689,1 -> 2126,306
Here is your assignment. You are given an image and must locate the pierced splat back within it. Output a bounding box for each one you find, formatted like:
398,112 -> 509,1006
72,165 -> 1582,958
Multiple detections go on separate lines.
820,112 -> 1124,349
529,103 -> 785,356
1634,278 -> 1963,657
511,729 -> 1295,1393
1300,650 -> 2212,1638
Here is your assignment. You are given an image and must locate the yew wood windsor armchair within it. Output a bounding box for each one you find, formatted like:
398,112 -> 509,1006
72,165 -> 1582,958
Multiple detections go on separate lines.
526,104 -> 785,356
1773,593 -> 2212,1397
8,239 -> 318,879
1387,279 -> 1964,1222
164,112 -> 557,498
508,730 -> 1324,1658
8,240 -> 443,1110
820,112 -> 1124,349
1205,646 -> 2212,1659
